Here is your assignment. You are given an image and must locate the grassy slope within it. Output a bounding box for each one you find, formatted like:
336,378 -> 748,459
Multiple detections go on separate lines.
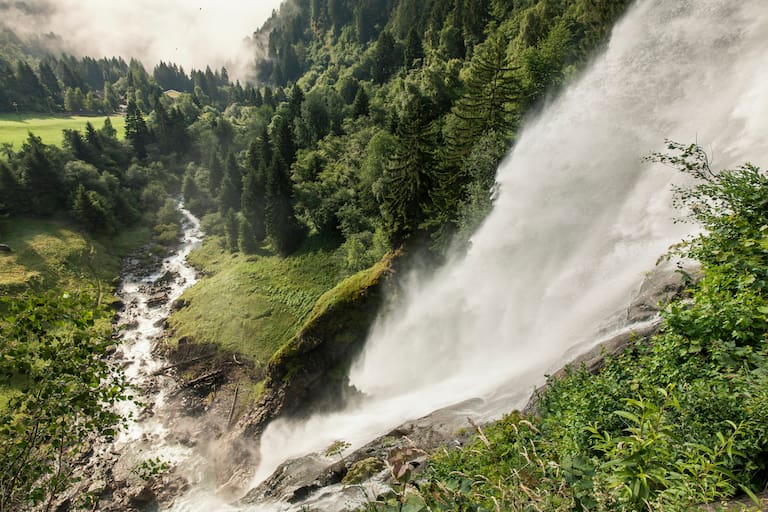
168,236 -> 351,369
0,216 -> 149,408
0,216 -> 149,296
0,113 -> 126,148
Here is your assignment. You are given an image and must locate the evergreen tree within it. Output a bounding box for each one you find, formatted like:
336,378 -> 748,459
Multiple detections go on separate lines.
63,87 -> 85,112
63,129 -> 91,162
372,30 -> 401,84
18,134 -> 64,215
264,154 -> 304,255
102,81 -> 119,112
224,208 -> 239,252
352,86 -> 370,117
72,185 -> 115,233
38,61 -> 62,108
101,118 -> 117,139
237,212 -> 260,254
84,122 -> 101,151
288,83 -> 305,119
241,135 -> 269,243
263,86 -> 274,108
208,153 -> 224,194
404,27 -> 425,69
124,99 -> 150,159
14,61 -> 47,110
446,31 -> 520,159
0,162 -> 21,213
84,91 -> 100,113
217,172 -> 240,213
241,165 -> 266,243
270,113 -> 297,166
58,61 -> 85,91
380,90 -> 439,242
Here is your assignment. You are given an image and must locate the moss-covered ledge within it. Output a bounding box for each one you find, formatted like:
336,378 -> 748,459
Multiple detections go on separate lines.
234,249 -> 401,439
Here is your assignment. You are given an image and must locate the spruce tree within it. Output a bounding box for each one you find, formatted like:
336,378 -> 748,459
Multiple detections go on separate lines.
217,154 -> 242,214
372,30 -> 400,84
237,212 -> 259,254
241,144 -> 267,243
224,208 -> 239,252
18,134 -> 64,215
264,155 -> 304,255
38,61 -> 62,108
446,31 -> 520,160
380,90 -> 439,243
0,162 -> 21,213
352,86 -> 370,118
404,28 -> 425,69
124,99 -> 150,159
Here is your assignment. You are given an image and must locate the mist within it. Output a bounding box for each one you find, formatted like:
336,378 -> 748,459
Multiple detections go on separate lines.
0,0 -> 284,80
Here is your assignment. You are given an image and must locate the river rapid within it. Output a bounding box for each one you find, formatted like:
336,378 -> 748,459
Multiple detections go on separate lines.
62,202 -> 209,511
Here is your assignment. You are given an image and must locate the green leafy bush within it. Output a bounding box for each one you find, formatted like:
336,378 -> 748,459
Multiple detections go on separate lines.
0,291 -> 129,510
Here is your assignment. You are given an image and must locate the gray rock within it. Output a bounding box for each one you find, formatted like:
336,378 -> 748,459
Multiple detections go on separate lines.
241,398 -> 481,507
130,482 -> 156,505
87,479 -> 108,496
627,260 -> 700,324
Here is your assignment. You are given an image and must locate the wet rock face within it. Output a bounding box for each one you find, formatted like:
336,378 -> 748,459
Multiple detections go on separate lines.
524,260 -> 702,416
626,260 -> 700,324
241,399 -> 479,509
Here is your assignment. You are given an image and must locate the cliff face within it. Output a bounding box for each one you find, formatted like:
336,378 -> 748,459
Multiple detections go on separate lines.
233,250 -> 401,441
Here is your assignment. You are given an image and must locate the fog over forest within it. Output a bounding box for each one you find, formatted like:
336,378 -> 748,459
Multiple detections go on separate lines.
0,0 -> 284,78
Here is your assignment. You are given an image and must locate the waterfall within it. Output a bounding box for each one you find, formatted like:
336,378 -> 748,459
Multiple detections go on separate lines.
172,1 -> 768,510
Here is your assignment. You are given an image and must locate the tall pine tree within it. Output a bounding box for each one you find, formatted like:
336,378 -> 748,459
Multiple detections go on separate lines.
124,99 -> 150,159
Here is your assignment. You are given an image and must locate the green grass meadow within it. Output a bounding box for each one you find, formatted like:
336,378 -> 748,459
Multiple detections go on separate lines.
0,113 -> 126,148
0,216 -> 149,295
168,237 -> 350,368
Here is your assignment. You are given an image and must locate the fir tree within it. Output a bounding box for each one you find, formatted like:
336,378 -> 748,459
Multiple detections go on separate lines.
224,208 -> 239,252
237,212 -> 260,254
125,99 -> 150,159
404,27 -> 425,69
446,31 -> 520,160
264,155 -> 304,255
380,90 -> 439,243
353,86 -> 370,118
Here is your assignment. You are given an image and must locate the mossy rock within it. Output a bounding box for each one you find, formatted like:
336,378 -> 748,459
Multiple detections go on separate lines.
342,457 -> 386,485
237,250 -> 400,437
268,250 -> 399,383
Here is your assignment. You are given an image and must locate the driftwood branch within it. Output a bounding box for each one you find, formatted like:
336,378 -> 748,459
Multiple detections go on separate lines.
227,385 -> 240,430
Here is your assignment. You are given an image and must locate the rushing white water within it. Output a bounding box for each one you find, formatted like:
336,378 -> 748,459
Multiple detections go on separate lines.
111,203 -> 204,471
171,1 -> 768,510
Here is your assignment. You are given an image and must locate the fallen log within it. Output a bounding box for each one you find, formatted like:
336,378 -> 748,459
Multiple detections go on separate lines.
171,370 -> 224,396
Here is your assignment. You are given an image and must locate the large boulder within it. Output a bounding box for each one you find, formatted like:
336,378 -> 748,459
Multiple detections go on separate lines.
626,260 -> 700,324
